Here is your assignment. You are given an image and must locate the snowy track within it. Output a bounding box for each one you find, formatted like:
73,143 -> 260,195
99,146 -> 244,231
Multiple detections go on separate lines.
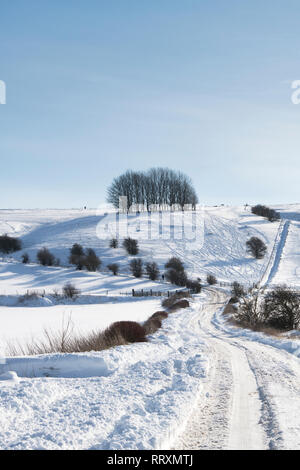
174,289 -> 300,450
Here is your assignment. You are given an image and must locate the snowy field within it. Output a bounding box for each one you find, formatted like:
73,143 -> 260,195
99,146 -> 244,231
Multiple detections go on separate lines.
0,204 -> 299,449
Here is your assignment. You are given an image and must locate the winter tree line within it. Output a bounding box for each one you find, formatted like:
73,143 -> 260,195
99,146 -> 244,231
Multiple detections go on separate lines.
107,167 -> 198,211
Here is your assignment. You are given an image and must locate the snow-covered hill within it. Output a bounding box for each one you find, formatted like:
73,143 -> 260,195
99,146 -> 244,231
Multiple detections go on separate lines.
0,205 -> 287,286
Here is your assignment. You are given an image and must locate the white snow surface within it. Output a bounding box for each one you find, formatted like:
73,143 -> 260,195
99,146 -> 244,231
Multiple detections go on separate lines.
0,204 -> 300,449
0,294 -> 208,450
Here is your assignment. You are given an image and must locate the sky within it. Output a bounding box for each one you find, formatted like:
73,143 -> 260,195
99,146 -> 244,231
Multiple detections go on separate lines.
0,0 -> 300,208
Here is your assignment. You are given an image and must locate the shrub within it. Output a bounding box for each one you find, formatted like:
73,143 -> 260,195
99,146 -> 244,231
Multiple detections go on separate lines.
166,268 -> 187,286
21,253 -> 29,264
251,205 -> 280,222
62,282 -> 80,299
109,238 -> 119,248
143,318 -> 162,335
169,299 -> 190,312
162,291 -> 190,309
165,257 -> 184,272
186,279 -> 202,293
246,237 -> 267,259
233,294 -> 261,327
262,286 -> 300,330
145,262 -> 160,281
130,258 -> 143,277
0,234 -> 22,253
123,237 -> 139,255
84,248 -> 101,271
149,311 -> 168,321
165,257 -> 187,286
107,263 -> 119,275
69,253 -> 85,270
104,321 -> 147,343
70,243 -> 84,257
231,281 -> 246,301
37,247 -> 56,266
207,274 -> 217,285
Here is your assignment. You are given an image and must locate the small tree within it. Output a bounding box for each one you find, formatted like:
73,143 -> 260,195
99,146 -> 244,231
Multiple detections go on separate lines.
246,237 -> 267,259
166,268 -> 187,286
231,281 -> 246,300
69,244 -> 85,270
109,238 -> 119,249
107,263 -> 119,275
145,262 -> 160,281
123,237 -> 139,255
207,274 -> 217,285
0,234 -> 22,253
70,243 -> 84,257
21,253 -> 29,264
37,247 -> 55,266
63,282 -> 80,299
84,248 -> 101,271
130,258 -> 143,278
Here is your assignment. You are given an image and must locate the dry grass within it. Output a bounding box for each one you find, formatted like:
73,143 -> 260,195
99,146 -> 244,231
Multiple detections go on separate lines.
228,317 -> 283,337
7,317 -> 147,356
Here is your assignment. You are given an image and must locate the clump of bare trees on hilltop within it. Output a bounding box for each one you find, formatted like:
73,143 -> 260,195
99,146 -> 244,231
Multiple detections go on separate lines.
107,167 -> 198,211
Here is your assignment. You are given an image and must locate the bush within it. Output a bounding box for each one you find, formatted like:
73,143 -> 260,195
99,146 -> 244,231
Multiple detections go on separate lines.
169,299 -> 190,312
162,291 -> 190,309
149,311 -> 168,321
207,274 -> 217,285
84,248 -> 101,271
262,286 -> 300,330
246,237 -> 267,259
145,262 -> 160,281
37,247 -> 56,266
166,269 -> 187,286
165,257 -> 184,272
69,253 -> 85,270
231,281 -> 246,301
186,279 -> 202,293
130,258 -> 143,277
251,205 -> 280,222
165,257 -> 188,286
233,294 -> 261,327
21,253 -> 29,264
0,234 -> 22,254
70,243 -> 84,256
62,282 -> 80,299
143,318 -> 162,335
104,321 -> 147,343
109,238 -> 119,248
123,237 -> 139,255
107,263 -> 119,275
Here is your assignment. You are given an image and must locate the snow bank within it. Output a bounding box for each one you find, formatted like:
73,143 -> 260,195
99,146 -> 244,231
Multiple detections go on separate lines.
0,295 -> 209,450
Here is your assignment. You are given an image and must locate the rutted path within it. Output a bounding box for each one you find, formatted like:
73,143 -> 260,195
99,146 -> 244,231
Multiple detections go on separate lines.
173,289 -> 300,450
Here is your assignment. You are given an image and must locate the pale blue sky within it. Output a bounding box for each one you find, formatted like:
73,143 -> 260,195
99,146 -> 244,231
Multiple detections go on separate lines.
0,0 -> 299,208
